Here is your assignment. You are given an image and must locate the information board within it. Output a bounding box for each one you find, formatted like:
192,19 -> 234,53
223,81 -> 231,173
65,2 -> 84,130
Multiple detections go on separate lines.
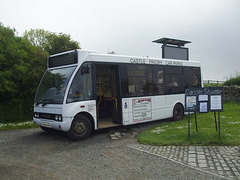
185,87 -> 223,112
185,87 -> 223,138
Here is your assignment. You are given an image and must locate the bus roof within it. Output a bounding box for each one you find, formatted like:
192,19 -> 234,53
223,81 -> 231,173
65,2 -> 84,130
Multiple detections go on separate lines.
82,50 -> 200,67
48,49 -> 201,69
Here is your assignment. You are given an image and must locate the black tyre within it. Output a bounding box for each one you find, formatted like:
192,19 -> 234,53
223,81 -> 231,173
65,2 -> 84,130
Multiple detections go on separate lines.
172,103 -> 184,121
67,115 -> 92,140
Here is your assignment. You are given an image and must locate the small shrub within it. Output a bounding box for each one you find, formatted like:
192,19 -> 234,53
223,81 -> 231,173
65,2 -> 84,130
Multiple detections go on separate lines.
224,73 -> 240,86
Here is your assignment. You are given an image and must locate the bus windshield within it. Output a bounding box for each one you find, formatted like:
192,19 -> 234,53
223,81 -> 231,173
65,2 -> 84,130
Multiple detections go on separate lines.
35,66 -> 76,105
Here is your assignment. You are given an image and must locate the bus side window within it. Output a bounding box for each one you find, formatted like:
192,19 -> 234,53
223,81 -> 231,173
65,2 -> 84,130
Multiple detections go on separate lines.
165,66 -> 184,94
67,64 -> 93,103
153,66 -> 164,95
184,67 -> 201,88
127,65 -> 153,96
120,64 -> 128,97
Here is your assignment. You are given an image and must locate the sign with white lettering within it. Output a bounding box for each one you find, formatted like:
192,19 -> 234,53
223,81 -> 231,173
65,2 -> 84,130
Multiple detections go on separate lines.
185,87 -> 223,138
185,87 -> 223,97
185,87 -> 223,112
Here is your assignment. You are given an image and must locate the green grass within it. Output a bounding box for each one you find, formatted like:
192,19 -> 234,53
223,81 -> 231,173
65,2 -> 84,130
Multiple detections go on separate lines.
138,101 -> 240,146
0,121 -> 38,130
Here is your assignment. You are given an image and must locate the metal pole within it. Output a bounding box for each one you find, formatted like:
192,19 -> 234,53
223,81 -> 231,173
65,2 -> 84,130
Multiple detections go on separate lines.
214,112 -> 217,132
188,112 -> 190,137
195,112 -> 198,132
218,111 -> 220,138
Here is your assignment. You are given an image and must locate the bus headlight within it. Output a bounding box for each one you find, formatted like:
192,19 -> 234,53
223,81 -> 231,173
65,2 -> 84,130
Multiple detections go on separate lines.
55,115 -> 63,122
34,113 -> 40,118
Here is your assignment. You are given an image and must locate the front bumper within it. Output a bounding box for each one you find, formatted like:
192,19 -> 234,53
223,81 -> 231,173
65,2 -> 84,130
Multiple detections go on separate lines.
33,117 -> 73,132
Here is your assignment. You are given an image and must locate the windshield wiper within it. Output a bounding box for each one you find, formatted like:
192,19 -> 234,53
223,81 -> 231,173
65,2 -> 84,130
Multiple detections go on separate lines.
36,101 -> 43,106
42,100 -> 51,107
36,100 -> 51,107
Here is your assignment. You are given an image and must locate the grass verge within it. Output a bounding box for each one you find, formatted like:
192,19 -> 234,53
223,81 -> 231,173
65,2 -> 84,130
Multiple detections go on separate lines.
138,101 -> 240,146
0,121 -> 38,130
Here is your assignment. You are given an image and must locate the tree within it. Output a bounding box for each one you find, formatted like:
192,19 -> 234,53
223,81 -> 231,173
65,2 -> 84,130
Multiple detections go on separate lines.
0,23 -> 81,122
46,33 -> 80,55
0,23 -> 27,101
0,23 -> 48,102
22,29 -> 49,48
23,29 -> 80,55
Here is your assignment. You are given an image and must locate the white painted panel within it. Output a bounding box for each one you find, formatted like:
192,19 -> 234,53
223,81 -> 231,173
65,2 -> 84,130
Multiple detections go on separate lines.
122,94 -> 185,126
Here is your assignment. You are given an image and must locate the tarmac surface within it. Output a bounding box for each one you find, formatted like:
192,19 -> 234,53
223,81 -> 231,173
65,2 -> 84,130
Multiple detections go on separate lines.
129,144 -> 240,180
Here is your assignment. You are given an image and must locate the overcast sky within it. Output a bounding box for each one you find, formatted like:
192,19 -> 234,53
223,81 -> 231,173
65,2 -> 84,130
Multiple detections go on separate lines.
1,0 -> 239,81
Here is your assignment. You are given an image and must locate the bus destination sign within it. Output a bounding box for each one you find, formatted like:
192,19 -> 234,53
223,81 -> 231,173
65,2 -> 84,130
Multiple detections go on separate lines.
130,58 -> 183,66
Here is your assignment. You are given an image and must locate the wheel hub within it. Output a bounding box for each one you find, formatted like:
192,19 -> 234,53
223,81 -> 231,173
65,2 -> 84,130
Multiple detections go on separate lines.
73,121 -> 86,135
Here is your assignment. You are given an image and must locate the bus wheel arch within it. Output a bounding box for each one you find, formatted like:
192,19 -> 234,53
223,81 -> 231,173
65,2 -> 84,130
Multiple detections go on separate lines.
77,112 -> 95,131
67,113 -> 93,140
172,103 -> 184,121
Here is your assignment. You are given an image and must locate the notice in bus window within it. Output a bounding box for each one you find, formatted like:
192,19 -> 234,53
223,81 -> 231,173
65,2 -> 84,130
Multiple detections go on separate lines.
129,85 -> 135,93
132,98 -> 152,122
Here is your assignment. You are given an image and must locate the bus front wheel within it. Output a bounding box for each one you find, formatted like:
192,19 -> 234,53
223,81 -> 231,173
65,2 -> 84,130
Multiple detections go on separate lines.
172,103 -> 184,121
67,115 -> 92,140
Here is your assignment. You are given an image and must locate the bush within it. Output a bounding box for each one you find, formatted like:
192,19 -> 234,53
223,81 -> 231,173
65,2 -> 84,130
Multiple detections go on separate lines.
223,73 -> 240,86
0,99 -> 32,123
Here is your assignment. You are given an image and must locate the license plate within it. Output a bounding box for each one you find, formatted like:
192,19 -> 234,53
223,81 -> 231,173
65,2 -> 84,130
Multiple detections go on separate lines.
42,122 -> 51,128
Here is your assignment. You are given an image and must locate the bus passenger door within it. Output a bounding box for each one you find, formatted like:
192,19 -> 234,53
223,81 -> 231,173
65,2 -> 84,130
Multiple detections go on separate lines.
111,66 -> 121,123
95,64 -> 122,128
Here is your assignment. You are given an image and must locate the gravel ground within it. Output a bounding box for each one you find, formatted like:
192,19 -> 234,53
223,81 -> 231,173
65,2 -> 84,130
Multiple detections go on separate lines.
0,122 -> 227,180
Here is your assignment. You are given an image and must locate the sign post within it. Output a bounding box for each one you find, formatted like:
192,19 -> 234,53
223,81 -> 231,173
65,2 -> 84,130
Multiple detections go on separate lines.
218,111 -> 221,138
185,87 -> 223,138
188,112 -> 190,137
185,93 -> 197,137
194,113 -> 198,132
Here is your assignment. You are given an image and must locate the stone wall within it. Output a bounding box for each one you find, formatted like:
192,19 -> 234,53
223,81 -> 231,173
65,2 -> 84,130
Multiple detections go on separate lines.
223,85 -> 240,103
